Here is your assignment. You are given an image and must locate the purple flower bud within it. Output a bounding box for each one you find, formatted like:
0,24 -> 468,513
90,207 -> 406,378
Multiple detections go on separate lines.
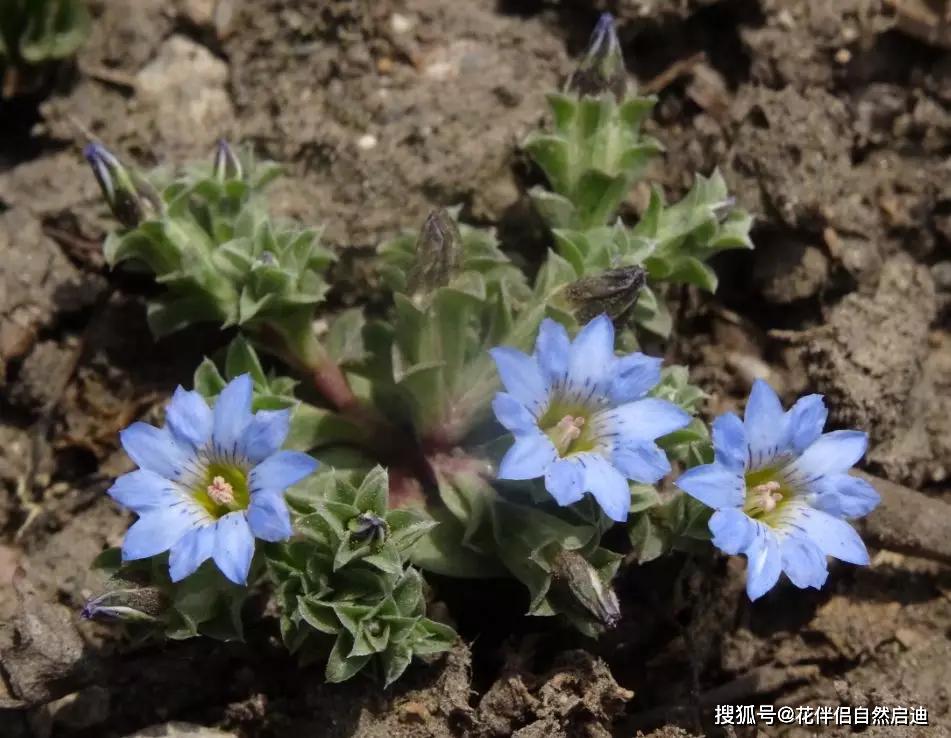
407,209 -> 462,295
213,139 -> 243,182
567,13 -> 627,101
348,511 -> 390,548
561,265 -> 647,324
84,143 -> 155,228
551,550 -> 620,629
81,578 -> 167,623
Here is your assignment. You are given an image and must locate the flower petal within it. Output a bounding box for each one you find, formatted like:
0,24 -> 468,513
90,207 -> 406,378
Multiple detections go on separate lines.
709,508 -> 756,555
745,527 -> 782,600
122,503 -> 204,562
489,347 -> 548,412
212,374 -> 254,457
492,393 -> 537,434
566,314 -> 615,396
168,525 -> 216,582
675,463 -> 744,510
597,398 -> 690,442
780,534 -> 828,590
793,506 -> 869,565
743,380 -> 789,468
119,422 -> 191,479
788,431 -> 868,482
786,394 -> 827,454
544,458 -> 585,506
811,474 -> 880,518
108,469 -> 181,514
608,353 -> 662,404
582,454 -> 630,522
497,432 -> 556,480
240,408 -> 291,464
533,319 -> 570,386
250,450 -> 319,492
712,412 -> 747,472
247,490 -> 293,542
165,387 -> 213,449
611,440 -> 670,483
212,512 -> 255,585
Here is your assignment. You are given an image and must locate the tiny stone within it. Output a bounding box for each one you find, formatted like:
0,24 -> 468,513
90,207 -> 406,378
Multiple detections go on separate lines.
894,628 -> 922,649
834,48 -> 852,65
357,134 -> 378,150
391,13 -> 413,34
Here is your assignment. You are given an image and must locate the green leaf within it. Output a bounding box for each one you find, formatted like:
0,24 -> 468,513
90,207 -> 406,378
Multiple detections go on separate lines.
410,508 -> 505,578
523,133 -> 572,195
382,644 -> 413,687
627,514 -> 670,564
285,404 -> 366,452
354,465 -> 389,516
325,308 -> 368,366
225,335 -> 267,385
325,633 -> 371,683
629,484 -> 661,514
534,249 -> 579,299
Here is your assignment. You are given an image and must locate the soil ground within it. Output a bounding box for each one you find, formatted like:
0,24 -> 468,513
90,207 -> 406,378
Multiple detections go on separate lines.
1,1 -> 950,736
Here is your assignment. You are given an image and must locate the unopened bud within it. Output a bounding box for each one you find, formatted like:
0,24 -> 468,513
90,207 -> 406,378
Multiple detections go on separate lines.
84,143 -> 153,228
551,550 -> 620,629
566,13 -> 627,101
561,265 -> 646,324
348,512 -> 389,548
407,209 -> 462,295
213,139 -> 243,182
81,576 -> 168,624
711,197 -> 737,223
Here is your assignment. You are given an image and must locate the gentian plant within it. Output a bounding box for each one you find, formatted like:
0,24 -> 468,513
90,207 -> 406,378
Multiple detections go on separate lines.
81,14 -> 880,686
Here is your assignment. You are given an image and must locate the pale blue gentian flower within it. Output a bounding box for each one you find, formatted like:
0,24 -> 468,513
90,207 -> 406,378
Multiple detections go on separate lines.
676,380 -> 879,600
108,374 -> 318,585
490,315 -> 690,522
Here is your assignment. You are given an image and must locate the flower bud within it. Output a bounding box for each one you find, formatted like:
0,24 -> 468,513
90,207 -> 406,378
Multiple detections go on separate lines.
348,511 -> 389,548
407,209 -> 462,295
551,550 -> 620,628
566,13 -> 627,101
213,139 -> 243,182
81,575 -> 168,624
561,265 -> 646,324
711,196 -> 737,223
84,143 -> 152,228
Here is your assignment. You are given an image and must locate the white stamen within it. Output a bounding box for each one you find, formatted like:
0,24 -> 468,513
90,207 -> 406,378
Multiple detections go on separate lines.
750,480 -> 783,512
551,415 -> 585,455
206,475 -> 235,506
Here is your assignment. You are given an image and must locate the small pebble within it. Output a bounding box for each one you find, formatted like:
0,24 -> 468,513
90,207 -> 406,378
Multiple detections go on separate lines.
391,13 -> 413,34
357,134 -> 378,150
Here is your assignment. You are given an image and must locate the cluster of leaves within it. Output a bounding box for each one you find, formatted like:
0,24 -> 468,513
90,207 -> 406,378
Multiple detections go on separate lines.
524,63 -> 753,337
98,145 -> 333,343
0,0 -> 89,78
268,468 -> 455,685
364,209 -> 543,444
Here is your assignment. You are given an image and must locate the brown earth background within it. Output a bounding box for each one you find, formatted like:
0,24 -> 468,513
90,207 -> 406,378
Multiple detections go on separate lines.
1,1 -> 951,736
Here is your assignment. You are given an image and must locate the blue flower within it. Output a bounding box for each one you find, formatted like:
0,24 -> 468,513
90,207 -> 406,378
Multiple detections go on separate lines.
675,380 -> 880,600
108,374 -> 318,585
490,315 -> 690,522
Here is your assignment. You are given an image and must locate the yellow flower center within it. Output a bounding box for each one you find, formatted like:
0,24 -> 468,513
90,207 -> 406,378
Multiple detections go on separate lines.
743,467 -> 790,525
538,398 -> 598,457
193,461 -> 250,518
